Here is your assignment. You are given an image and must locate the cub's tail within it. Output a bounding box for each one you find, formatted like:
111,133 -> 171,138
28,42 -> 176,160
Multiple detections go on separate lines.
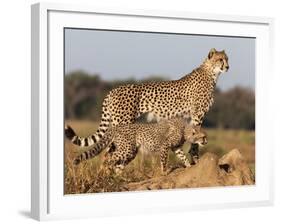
73,129 -> 113,165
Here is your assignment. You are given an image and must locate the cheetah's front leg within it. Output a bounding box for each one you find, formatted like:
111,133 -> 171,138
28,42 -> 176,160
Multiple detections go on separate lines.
189,143 -> 199,165
190,110 -> 204,165
160,147 -> 169,175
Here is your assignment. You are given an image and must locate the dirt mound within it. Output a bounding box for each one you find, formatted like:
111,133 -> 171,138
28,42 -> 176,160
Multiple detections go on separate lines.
122,149 -> 254,191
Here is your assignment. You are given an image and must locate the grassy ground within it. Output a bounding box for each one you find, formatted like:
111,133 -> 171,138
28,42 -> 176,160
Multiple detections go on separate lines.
64,120 -> 255,194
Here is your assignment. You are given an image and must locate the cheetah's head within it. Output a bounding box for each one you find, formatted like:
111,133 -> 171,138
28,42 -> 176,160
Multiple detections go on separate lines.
184,126 -> 207,146
206,48 -> 229,74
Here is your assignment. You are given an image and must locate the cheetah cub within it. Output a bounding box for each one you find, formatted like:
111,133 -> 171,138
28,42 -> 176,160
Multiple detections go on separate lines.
72,117 -> 207,174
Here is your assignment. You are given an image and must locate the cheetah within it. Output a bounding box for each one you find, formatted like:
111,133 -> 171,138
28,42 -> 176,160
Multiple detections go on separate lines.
73,117 -> 207,174
65,48 -> 229,163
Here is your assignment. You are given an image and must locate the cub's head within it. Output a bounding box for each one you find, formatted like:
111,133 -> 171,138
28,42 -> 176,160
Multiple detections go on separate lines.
184,126 -> 207,146
206,48 -> 229,74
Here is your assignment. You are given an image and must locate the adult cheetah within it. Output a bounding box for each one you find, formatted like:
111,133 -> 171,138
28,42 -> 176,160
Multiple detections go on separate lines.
65,48 -> 229,163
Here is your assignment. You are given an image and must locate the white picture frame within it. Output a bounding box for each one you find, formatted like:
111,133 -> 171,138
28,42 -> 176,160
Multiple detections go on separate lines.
31,2 -> 274,221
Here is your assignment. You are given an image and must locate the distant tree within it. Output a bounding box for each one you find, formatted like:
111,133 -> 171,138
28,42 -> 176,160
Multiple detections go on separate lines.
65,71 -> 108,120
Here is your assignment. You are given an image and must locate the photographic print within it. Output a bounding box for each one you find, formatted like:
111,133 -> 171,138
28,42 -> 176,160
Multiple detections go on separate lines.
64,28 -> 255,194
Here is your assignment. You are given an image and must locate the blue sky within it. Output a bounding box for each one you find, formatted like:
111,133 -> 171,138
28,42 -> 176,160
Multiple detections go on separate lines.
65,28 -> 255,91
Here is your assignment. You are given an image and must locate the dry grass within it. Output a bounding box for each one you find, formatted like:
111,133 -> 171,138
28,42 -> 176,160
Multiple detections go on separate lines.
64,120 -> 255,194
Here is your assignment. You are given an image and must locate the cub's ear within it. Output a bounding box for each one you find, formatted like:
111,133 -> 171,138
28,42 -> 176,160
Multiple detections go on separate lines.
208,48 -> 217,59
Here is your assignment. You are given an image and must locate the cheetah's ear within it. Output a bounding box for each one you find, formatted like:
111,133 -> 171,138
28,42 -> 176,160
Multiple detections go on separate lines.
208,48 -> 217,59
